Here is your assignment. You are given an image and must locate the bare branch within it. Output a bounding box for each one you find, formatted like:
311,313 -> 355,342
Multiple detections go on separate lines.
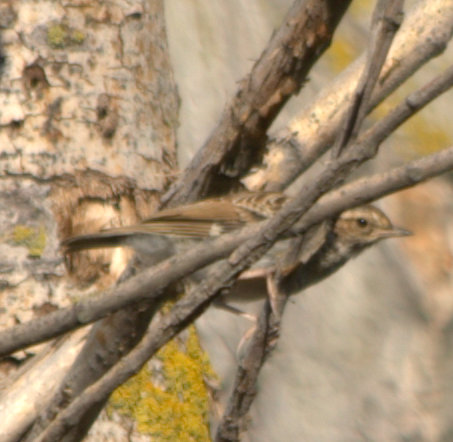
256,0 -> 453,191
364,64 -> 453,149
215,301 -> 276,442
332,0 -> 403,157
309,146 -> 453,222
163,0 -> 352,205
0,329 -> 88,442
290,63 -> 453,193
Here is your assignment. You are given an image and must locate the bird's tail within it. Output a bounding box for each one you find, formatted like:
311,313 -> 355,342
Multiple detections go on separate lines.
61,231 -> 132,253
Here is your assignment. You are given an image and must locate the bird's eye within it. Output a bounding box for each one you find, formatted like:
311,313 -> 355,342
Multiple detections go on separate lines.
357,218 -> 368,228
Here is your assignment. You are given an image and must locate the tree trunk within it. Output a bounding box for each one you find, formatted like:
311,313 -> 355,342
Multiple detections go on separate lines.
0,1 -> 178,440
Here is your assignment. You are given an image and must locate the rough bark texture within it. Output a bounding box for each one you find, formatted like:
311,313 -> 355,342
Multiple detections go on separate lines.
0,0 -> 178,440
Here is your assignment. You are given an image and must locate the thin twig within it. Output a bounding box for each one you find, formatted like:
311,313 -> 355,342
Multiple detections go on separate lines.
332,0 -> 403,157
364,64 -> 453,150
216,300 -> 276,442
290,62 -> 453,194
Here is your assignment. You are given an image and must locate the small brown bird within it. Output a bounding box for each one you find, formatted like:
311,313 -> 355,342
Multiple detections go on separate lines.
62,192 -> 410,304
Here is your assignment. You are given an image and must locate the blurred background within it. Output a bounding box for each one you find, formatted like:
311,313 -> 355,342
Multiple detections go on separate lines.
162,1 -> 453,440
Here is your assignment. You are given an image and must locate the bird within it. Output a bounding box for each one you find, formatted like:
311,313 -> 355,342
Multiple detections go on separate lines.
61,192 -> 411,310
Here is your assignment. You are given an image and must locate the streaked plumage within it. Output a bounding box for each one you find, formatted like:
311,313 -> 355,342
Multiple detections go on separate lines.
61,192 -> 289,253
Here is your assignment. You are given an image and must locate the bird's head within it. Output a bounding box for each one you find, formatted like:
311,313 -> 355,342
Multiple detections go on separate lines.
333,205 -> 411,253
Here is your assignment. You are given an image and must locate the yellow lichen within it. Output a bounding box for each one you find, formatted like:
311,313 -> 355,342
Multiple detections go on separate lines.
47,25 -> 67,48
12,225 -> 46,257
109,325 -> 217,441
47,24 -> 85,48
70,29 -> 85,44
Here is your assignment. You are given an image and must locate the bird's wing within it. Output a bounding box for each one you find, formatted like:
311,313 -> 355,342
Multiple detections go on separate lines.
62,192 -> 289,252
133,192 -> 289,238
136,199 -> 255,238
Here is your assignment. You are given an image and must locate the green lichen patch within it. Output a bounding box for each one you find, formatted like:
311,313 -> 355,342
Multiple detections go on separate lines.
11,225 -> 46,257
47,24 -> 86,49
109,326 -> 217,441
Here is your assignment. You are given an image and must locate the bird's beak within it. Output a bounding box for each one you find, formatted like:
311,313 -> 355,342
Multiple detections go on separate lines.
382,226 -> 412,238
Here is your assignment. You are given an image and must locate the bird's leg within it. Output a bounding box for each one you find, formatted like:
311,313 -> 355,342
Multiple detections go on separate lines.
234,270 -> 289,358
221,261 -> 300,320
212,291 -> 259,358
212,296 -> 256,322
213,236 -> 305,320
241,252 -> 301,320
237,267 -> 271,280
264,273 -> 283,320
